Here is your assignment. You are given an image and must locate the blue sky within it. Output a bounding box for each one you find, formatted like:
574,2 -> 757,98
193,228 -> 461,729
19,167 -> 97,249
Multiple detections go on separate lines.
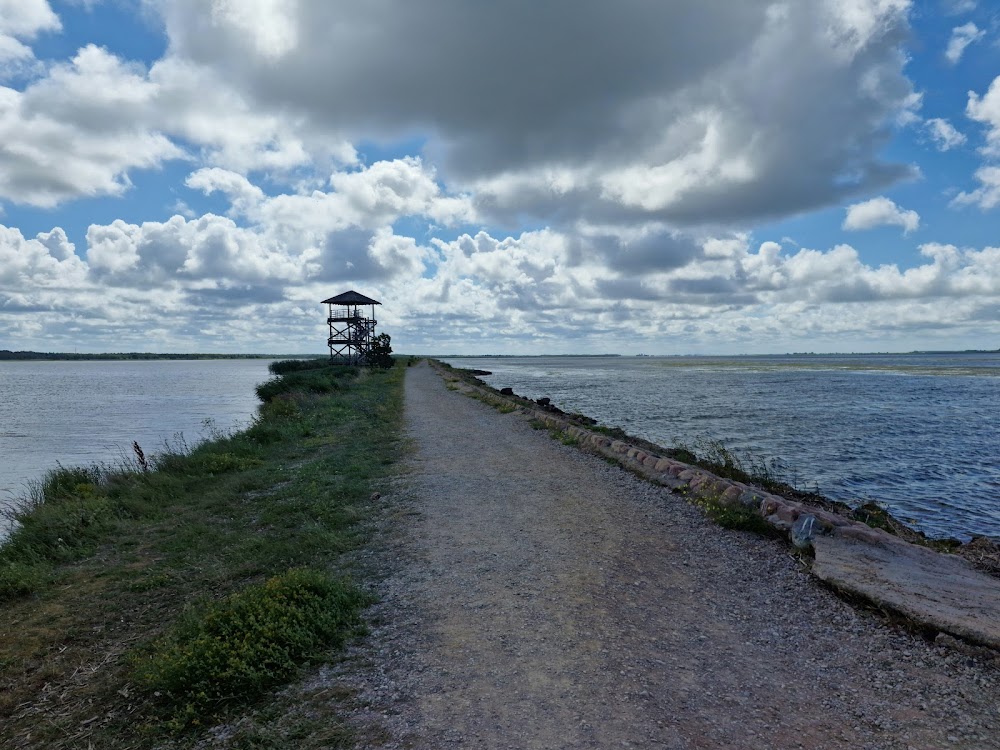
1,0 -> 999,354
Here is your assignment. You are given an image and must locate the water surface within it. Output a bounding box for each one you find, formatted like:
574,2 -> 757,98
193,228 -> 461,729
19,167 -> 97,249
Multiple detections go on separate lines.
1,359 -> 272,528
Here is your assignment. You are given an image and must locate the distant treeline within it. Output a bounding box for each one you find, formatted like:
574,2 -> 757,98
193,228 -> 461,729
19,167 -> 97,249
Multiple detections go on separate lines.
0,350 -> 325,361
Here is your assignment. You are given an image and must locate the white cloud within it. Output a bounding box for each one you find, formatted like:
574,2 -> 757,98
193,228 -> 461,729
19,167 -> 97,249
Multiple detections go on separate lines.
0,224 -> 85,287
185,168 -> 265,216
925,118 -> 967,150
843,196 -> 920,233
0,43 -> 360,208
6,204 -> 1000,354
967,75 -> 1000,158
0,46 -> 183,207
958,77 -> 1000,210
952,166 -> 1000,210
209,0 -> 298,59
942,0 -> 976,14
945,22 -> 984,64
0,0 -> 59,71
10,1 -> 1000,354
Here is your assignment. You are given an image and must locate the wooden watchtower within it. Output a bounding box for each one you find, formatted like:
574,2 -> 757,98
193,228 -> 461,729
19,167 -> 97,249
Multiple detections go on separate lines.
322,290 -> 381,364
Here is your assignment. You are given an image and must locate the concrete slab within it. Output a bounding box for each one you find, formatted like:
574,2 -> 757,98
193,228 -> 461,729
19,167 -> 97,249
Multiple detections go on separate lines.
812,534 -> 1000,650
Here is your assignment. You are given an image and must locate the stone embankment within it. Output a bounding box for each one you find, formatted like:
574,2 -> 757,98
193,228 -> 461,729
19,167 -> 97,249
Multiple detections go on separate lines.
439,363 -> 1000,651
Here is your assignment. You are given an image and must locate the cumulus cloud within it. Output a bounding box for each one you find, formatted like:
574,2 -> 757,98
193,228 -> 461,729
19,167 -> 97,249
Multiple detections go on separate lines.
0,45 -> 183,206
925,117 -> 967,150
0,0 -> 59,73
149,0 -> 919,228
0,224 -> 85,287
5,203 -> 1000,353
8,1 -> 1000,354
945,22 -> 984,64
0,45 -> 357,207
967,75 -> 1000,158
952,166 -> 1000,210
958,77 -> 1000,209
843,196 -> 920,233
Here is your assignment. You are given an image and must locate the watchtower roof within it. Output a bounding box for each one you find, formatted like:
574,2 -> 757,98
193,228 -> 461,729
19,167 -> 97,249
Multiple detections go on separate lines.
321,290 -> 382,306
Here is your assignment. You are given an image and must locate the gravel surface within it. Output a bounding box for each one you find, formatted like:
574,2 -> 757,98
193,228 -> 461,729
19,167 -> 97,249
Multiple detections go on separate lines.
324,362 -> 1000,749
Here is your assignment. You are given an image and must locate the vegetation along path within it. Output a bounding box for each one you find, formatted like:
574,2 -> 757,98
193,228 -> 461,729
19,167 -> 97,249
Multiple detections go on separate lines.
340,361 -> 999,749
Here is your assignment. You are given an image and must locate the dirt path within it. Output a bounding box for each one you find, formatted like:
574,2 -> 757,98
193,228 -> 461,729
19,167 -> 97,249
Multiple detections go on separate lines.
333,362 -> 999,749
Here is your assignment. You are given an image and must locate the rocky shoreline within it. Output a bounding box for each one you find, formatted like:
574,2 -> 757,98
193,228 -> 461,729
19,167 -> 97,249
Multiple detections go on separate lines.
438,361 -> 1000,651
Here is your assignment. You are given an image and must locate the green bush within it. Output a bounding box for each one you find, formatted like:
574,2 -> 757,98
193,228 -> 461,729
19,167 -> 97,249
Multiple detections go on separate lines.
367,333 -> 393,369
135,568 -> 371,728
698,496 -> 782,538
268,358 -> 329,376
9,494 -> 115,561
259,393 -> 300,419
256,366 -> 356,403
37,465 -> 104,502
0,561 -> 50,599
188,452 -> 263,475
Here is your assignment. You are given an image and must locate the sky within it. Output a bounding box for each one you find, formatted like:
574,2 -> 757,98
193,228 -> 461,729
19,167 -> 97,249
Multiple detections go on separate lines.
1,0 -> 999,355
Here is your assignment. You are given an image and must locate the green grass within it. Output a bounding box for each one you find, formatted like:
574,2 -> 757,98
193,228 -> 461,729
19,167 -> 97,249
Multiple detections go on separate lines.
135,568 -> 372,730
672,438 -> 786,492
0,360 -> 405,748
696,495 -> 783,538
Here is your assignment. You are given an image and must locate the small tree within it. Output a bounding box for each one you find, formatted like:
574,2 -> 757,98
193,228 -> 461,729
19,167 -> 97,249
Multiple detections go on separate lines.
367,333 -> 394,369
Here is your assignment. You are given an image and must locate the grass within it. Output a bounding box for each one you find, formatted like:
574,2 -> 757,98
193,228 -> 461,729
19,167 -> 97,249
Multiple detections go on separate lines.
0,359 -> 405,748
671,437 -> 788,494
134,568 -> 372,730
695,495 -> 784,538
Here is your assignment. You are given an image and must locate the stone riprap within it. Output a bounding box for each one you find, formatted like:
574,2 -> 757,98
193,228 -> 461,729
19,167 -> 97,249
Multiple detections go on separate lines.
439,364 -> 1000,651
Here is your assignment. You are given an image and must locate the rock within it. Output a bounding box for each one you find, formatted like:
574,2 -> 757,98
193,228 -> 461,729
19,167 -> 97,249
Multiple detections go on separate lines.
468,369 -> 493,376
812,534 -> 1000,650
720,485 -> 743,504
536,397 -> 551,406
500,387 -> 514,395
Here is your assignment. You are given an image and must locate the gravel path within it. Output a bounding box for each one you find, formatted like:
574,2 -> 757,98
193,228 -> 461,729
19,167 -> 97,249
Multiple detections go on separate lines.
330,362 -> 999,749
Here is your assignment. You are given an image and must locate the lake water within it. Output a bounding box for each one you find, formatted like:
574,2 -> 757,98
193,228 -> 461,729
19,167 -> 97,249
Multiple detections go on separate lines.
0,359 -> 273,533
442,353 -> 1000,542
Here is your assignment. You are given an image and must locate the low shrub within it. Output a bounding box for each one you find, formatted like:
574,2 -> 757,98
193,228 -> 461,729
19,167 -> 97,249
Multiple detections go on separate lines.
698,496 -> 783,538
0,561 -> 50,599
0,466 -> 120,578
135,568 -> 372,728
188,452 -> 263,475
256,365 -> 357,403
268,358 -> 329,376
851,501 -> 896,534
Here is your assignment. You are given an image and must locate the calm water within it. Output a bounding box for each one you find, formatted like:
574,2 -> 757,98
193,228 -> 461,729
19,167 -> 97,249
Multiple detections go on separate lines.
0,359 -> 273,532
442,354 -> 1000,541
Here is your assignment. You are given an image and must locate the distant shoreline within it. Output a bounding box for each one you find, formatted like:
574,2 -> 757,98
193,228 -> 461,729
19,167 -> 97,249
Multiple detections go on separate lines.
439,349 -> 1000,358
0,350 -> 325,361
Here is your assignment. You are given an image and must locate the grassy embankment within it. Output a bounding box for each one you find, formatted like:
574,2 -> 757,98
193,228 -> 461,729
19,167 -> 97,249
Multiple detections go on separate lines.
0,358 -> 406,748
